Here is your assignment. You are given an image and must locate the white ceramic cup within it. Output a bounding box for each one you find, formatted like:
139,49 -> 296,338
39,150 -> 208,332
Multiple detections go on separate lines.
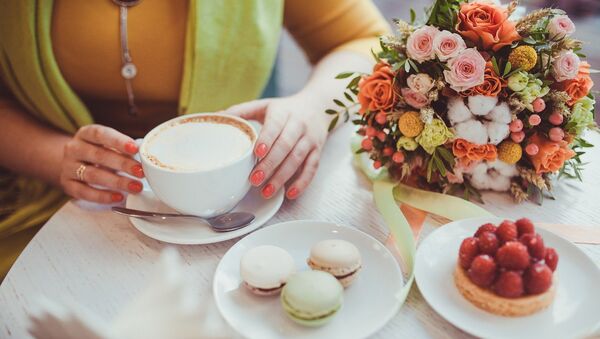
139,113 -> 257,217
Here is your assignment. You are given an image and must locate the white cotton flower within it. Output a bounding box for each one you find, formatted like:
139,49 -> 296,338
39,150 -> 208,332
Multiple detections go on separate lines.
454,120 -> 488,145
447,96 -> 472,125
468,160 -> 516,192
468,95 -> 498,116
485,102 -> 511,124
485,121 -> 510,145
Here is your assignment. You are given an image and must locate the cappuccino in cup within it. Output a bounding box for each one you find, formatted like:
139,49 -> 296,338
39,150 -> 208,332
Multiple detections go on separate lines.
140,114 -> 257,218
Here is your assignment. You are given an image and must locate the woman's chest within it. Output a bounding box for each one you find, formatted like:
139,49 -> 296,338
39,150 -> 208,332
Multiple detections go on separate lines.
52,0 -> 189,102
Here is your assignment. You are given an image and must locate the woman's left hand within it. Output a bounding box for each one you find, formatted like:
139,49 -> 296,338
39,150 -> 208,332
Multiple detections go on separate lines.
224,95 -> 329,200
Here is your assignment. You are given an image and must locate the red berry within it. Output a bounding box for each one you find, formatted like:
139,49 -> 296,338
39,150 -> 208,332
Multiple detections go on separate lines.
392,152 -> 405,163
459,237 -> 480,269
545,248 -> 559,272
361,138 -> 373,151
515,218 -> 535,236
468,255 -> 497,287
494,271 -> 524,298
373,160 -> 382,169
520,233 -> 545,260
496,241 -> 530,270
365,126 -> 376,138
475,223 -> 497,237
383,147 -> 394,156
377,131 -> 387,142
524,263 -> 553,295
478,231 -> 499,255
497,220 -> 518,243
375,112 -> 387,125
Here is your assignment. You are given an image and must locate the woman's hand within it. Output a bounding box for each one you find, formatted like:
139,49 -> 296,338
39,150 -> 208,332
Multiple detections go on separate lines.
224,95 -> 329,200
60,124 -> 145,203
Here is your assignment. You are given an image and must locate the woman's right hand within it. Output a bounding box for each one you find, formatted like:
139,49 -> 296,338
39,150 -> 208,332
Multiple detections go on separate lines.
60,124 -> 145,203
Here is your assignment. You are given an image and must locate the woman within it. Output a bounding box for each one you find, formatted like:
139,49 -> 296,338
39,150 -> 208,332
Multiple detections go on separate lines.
0,0 -> 389,278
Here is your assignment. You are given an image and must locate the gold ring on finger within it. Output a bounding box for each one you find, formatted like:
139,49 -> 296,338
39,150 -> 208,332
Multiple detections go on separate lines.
75,164 -> 87,182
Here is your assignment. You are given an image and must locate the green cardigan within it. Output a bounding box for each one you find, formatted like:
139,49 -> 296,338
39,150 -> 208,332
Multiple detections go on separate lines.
0,0 -> 282,267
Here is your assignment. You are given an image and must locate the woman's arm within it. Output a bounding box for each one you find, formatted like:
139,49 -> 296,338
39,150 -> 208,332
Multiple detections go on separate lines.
0,94 -> 145,203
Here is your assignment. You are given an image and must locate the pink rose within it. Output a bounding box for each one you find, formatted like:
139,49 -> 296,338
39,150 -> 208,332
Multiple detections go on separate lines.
433,30 -> 466,61
407,73 -> 435,94
401,87 -> 429,109
443,48 -> 486,92
406,25 -> 440,63
552,50 -> 580,82
548,15 -> 575,40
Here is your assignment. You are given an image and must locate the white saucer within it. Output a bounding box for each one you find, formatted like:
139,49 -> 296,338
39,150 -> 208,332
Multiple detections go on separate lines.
415,217 -> 600,338
213,220 -> 403,339
125,187 -> 284,245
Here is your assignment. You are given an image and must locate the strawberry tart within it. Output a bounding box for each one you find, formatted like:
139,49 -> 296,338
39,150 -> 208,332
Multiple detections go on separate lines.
454,218 -> 559,317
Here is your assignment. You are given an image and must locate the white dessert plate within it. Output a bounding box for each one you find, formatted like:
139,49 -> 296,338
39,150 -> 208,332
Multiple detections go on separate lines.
415,216 -> 600,339
213,220 -> 403,339
125,186 -> 284,245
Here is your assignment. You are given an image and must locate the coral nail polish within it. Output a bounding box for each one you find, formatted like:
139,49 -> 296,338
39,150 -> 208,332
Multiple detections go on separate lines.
255,143 -> 268,158
131,164 -> 144,178
111,193 -> 124,202
125,142 -> 138,154
250,170 -> 265,186
128,181 -> 143,193
286,187 -> 299,199
262,184 -> 274,198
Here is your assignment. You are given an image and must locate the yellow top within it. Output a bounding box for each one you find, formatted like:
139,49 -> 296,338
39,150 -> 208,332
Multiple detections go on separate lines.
50,0 -> 389,137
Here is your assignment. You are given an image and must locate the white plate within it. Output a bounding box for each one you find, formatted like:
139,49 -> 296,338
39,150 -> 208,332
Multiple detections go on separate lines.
125,187 -> 284,245
415,217 -> 600,339
213,220 -> 403,339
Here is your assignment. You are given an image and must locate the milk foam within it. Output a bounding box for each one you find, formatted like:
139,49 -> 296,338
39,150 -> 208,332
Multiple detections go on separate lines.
146,121 -> 252,171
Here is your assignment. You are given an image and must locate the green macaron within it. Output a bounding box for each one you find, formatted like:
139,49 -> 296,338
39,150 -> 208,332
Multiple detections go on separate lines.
280,270 -> 344,326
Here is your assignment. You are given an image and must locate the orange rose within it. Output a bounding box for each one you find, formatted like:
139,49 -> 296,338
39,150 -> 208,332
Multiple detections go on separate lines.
358,62 -> 397,114
554,62 -> 594,106
456,2 -> 520,52
461,63 -> 507,97
452,138 -> 498,167
527,134 -> 575,174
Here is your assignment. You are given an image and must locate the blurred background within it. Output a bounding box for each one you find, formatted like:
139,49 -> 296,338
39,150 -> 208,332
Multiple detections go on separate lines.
273,0 -> 600,121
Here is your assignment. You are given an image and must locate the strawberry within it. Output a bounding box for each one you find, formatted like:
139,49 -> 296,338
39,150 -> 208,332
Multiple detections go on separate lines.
497,220 -> 518,243
515,218 -> 535,236
544,247 -> 559,272
478,231 -> 499,255
468,255 -> 497,287
475,223 -> 497,237
494,270 -> 524,298
524,263 -> 553,294
520,233 -> 545,260
496,241 -> 530,270
459,237 -> 480,269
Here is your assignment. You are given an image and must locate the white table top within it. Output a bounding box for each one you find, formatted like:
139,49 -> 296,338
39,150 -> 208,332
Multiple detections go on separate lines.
1,124 -> 599,339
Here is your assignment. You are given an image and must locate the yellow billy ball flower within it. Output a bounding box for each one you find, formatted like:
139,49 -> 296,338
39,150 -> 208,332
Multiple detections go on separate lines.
497,141 -> 523,164
398,111 -> 424,138
508,46 -> 537,72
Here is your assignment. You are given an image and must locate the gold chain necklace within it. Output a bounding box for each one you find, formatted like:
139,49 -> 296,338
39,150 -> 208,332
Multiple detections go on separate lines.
112,0 -> 142,116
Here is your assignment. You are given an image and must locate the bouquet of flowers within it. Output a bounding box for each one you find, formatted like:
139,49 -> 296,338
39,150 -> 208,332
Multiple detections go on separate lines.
327,0 -> 597,203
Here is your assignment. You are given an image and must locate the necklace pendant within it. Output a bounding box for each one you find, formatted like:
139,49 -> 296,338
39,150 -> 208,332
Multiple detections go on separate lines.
121,62 -> 138,80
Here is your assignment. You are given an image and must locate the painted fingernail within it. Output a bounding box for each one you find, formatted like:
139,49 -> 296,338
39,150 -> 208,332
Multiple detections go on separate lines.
131,164 -> 144,178
128,181 -> 143,193
255,143 -> 268,158
261,184 -> 274,198
286,187 -> 299,199
250,170 -> 265,186
112,193 -> 124,202
125,142 -> 138,154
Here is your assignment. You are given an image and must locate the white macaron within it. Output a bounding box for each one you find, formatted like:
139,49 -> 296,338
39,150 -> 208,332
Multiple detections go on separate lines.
240,245 -> 295,296
307,239 -> 362,287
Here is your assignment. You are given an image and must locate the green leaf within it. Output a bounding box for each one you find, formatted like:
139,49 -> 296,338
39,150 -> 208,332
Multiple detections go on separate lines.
404,60 -> 411,72
491,56 -> 500,76
328,115 -> 339,132
434,156 -> 446,176
344,111 -> 350,123
426,157 -> 434,182
333,99 -> 345,107
410,8 -> 416,24
344,92 -> 354,102
503,61 -> 512,77
408,59 -> 420,72
325,109 -> 337,115
437,147 -> 456,166
335,72 -> 354,79
347,76 -> 361,89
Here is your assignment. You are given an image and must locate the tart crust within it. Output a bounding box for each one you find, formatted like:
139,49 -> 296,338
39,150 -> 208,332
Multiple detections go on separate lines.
454,264 -> 556,317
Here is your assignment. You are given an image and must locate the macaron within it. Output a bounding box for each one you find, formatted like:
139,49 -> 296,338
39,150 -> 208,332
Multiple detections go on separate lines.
307,239 -> 362,287
240,245 -> 295,296
280,270 -> 343,326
